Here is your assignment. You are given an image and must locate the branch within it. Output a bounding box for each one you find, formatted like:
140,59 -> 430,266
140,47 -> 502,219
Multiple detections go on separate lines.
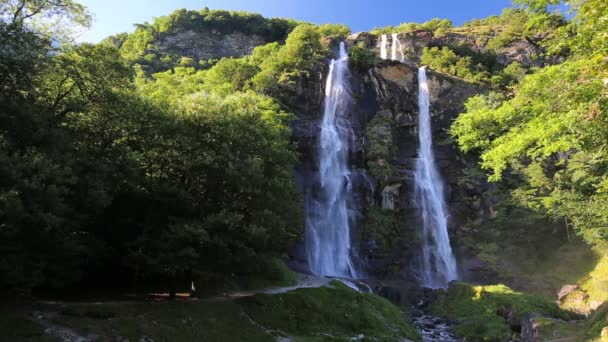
11,0 -> 27,23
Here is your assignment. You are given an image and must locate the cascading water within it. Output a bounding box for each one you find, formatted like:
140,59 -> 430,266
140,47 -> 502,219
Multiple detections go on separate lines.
380,34 -> 388,60
380,33 -> 403,62
305,42 -> 359,279
391,33 -> 404,62
414,67 -> 458,288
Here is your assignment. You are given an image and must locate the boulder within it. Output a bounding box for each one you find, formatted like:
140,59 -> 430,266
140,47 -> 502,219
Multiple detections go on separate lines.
557,285 -> 591,316
557,284 -> 580,301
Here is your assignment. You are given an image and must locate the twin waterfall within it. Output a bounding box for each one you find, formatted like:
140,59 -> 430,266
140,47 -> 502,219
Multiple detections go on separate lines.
380,34 -> 404,62
415,67 -> 458,288
380,35 -> 458,286
306,37 -> 458,287
306,42 -> 359,279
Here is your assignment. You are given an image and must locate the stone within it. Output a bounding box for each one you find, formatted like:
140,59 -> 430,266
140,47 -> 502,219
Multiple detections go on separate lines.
157,29 -> 266,61
557,284 -> 580,301
601,326 -> 608,339
521,314 -> 581,342
557,285 -> 591,316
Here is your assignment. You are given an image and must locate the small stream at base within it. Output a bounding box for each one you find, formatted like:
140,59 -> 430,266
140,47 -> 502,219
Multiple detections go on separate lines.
412,314 -> 460,342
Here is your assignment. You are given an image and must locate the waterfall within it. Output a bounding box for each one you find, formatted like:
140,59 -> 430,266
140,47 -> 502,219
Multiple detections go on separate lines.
391,33 -> 404,62
305,42 -> 359,279
380,34 -> 388,60
380,33 -> 403,61
414,67 -> 458,288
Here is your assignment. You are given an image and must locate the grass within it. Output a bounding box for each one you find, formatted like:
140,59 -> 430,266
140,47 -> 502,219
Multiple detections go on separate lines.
581,256 -> 608,305
430,282 -> 571,341
51,300 -> 272,342
18,281 -> 420,342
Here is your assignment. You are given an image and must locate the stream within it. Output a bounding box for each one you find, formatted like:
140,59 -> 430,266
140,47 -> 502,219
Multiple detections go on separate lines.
412,314 -> 460,342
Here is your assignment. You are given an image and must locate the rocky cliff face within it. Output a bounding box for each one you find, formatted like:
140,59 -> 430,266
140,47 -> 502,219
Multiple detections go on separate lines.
347,29 -> 554,68
288,29 -> 548,284
155,29 -> 268,61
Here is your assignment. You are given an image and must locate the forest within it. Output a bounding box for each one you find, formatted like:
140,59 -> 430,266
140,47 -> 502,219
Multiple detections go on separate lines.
0,0 -> 607,341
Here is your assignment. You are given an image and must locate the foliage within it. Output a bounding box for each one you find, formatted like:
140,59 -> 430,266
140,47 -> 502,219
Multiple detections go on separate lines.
316,23 -> 350,39
431,282 -> 570,341
421,46 -> 527,89
371,18 -> 453,35
251,24 -> 328,106
452,57 -> 608,246
451,0 -> 608,248
0,2 -> 304,295
349,43 -> 378,73
463,8 -> 566,50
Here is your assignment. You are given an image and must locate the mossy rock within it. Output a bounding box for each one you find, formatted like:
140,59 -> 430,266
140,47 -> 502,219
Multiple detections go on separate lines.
430,282 -> 571,341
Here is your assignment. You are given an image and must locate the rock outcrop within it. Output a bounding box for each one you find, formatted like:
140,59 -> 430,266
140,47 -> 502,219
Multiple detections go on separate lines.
521,314 -> 584,342
347,29 -> 554,68
156,29 -> 268,61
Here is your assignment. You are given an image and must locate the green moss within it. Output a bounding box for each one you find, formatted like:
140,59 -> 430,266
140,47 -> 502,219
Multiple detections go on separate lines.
365,111 -> 398,181
361,207 -> 415,256
238,281 -> 421,341
430,282 -> 570,341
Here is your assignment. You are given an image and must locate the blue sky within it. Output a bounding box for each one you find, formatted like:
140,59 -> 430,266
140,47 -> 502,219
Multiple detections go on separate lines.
75,0 -> 514,43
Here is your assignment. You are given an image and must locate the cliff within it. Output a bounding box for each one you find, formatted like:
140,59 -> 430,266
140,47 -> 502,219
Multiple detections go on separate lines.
287,28 -> 558,286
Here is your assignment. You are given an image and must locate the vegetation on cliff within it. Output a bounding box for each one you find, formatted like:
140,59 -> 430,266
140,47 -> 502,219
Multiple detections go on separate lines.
451,0 -> 608,250
112,8 -> 301,72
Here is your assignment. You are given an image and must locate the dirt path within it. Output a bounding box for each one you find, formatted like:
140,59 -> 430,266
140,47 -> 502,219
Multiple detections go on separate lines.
222,273 -> 332,299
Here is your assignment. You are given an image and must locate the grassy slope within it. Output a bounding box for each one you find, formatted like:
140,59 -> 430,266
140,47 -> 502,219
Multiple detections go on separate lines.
9,281 -> 419,342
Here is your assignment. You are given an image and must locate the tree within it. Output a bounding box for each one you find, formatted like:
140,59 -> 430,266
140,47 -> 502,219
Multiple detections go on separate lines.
451,0 -> 608,247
